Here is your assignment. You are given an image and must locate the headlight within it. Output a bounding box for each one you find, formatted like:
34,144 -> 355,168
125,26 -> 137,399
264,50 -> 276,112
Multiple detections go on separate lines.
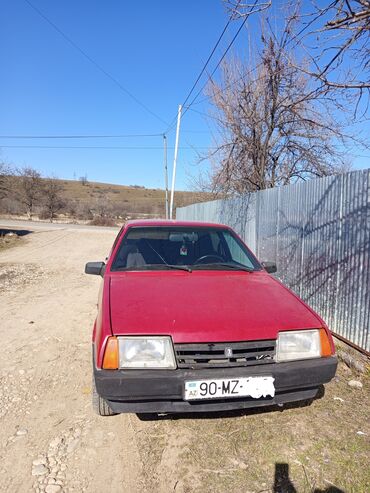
276,329 -> 324,362
118,336 -> 176,369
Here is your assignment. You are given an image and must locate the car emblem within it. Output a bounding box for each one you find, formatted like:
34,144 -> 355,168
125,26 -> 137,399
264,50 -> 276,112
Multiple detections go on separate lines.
224,347 -> 233,358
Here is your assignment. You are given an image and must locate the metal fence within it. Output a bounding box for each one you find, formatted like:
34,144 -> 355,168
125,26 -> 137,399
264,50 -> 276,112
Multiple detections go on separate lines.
177,169 -> 370,352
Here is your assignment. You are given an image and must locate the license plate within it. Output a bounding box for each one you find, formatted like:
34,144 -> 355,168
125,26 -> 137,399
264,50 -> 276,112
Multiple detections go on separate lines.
184,376 -> 275,401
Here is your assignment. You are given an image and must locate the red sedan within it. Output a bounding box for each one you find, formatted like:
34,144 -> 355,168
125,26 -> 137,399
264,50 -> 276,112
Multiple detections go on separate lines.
86,220 -> 337,416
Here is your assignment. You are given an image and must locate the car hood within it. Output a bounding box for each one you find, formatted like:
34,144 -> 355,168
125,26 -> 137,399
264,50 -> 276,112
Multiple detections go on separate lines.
109,271 -> 322,343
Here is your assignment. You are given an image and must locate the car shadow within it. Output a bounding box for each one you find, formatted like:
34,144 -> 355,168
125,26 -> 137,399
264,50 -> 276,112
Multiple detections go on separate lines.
0,228 -> 33,237
136,386 -> 324,421
273,463 -> 344,493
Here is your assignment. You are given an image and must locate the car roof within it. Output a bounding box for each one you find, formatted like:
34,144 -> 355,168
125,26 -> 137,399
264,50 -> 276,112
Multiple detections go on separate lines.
125,219 -> 231,229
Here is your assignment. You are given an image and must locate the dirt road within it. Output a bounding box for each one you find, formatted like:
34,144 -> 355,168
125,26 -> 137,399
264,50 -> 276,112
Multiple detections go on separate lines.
0,225 -> 369,493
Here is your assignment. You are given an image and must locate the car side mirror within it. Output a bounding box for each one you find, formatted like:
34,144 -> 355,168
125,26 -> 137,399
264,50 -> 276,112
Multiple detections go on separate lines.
85,261 -> 106,277
261,261 -> 277,274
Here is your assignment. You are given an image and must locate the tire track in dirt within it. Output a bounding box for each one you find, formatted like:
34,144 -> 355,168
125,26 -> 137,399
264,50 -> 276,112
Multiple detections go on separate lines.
0,228 -> 143,493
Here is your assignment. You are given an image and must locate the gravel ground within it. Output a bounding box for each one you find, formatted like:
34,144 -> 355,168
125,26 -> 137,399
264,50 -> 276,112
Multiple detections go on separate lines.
0,225 -> 368,493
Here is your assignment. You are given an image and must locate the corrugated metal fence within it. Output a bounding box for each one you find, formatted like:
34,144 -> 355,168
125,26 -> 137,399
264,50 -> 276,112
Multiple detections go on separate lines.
177,169 -> 370,352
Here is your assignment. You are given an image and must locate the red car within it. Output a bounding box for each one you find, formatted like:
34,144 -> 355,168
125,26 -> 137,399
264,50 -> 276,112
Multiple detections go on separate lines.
86,220 -> 337,416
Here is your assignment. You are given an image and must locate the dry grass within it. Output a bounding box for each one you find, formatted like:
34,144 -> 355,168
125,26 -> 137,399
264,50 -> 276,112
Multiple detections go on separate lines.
58,179 -> 211,216
0,234 -> 21,252
133,363 -> 370,493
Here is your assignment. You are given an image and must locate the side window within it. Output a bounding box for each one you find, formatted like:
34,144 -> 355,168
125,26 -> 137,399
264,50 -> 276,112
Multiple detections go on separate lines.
223,232 -> 254,268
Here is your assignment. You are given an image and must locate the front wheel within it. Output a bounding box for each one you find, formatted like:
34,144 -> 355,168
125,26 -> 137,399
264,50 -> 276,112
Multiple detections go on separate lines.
92,374 -> 116,416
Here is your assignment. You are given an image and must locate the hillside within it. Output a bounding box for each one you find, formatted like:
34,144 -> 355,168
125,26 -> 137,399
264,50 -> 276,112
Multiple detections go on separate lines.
0,176 -> 212,223
58,179 -> 210,218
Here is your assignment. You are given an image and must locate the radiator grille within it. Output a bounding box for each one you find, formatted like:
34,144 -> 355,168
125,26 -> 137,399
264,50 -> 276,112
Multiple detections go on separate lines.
174,340 -> 276,369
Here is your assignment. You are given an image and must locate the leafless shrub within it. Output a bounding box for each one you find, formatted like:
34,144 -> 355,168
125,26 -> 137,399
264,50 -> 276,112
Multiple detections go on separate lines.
64,199 -> 79,218
88,216 -> 116,227
93,196 -> 113,219
76,203 -> 93,221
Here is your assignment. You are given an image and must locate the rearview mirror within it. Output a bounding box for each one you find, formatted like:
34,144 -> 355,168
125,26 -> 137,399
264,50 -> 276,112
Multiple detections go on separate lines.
169,232 -> 199,242
261,261 -> 277,274
85,261 -> 105,277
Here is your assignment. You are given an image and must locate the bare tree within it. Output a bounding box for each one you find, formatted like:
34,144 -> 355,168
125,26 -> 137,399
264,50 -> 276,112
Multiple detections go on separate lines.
223,0 -> 271,18
15,167 -> 43,219
303,1 -> 370,94
42,177 -> 65,222
225,0 -> 370,104
0,162 -> 12,200
204,18 -> 351,195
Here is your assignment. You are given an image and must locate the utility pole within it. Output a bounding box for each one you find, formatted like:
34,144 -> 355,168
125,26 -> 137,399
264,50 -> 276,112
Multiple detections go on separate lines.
163,134 -> 169,219
169,104 -> 182,219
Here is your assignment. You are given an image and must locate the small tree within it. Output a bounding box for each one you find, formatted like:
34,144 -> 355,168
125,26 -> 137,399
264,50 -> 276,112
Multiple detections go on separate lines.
15,167 -> 43,219
0,162 -> 12,200
42,177 -> 65,222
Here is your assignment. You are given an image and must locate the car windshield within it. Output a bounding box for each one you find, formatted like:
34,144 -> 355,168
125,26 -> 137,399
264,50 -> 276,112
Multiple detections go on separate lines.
111,226 -> 261,271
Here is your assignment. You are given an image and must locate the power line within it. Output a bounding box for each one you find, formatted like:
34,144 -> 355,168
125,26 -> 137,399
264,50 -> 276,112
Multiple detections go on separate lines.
190,3 -> 325,108
164,12 -> 235,134
186,106 -> 222,123
182,0 -> 258,117
0,133 -> 163,139
24,0 -> 168,126
165,0 -> 257,135
192,62 -> 263,106
181,20 -> 233,109
0,144 -> 216,150
0,131 -> 210,139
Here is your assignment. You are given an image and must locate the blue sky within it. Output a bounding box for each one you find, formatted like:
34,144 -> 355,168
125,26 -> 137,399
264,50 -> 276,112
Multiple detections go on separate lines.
1,0 -> 369,190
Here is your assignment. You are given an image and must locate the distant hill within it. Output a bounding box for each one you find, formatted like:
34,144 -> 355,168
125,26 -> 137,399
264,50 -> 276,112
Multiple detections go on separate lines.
0,176 -> 212,223
57,179 -> 211,218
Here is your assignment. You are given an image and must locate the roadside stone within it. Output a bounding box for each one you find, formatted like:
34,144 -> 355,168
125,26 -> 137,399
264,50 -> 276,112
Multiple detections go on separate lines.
45,485 -> 62,493
33,458 -> 47,466
334,396 -> 344,402
16,428 -> 28,436
50,436 -> 63,448
73,427 -> 81,437
348,379 -> 363,389
66,438 -> 79,453
32,464 -> 49,476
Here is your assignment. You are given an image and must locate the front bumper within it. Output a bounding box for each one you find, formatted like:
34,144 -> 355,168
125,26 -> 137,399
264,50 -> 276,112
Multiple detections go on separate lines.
94,355 -> 338,413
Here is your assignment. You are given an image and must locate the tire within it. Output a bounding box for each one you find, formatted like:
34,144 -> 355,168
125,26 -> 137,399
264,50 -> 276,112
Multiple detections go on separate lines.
92,374 -> 116,416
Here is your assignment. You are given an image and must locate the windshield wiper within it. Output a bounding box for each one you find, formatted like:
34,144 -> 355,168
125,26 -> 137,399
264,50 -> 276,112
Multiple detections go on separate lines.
194,262 -> 254,272
115,264 -> 192,272
162,264 -> 192,273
